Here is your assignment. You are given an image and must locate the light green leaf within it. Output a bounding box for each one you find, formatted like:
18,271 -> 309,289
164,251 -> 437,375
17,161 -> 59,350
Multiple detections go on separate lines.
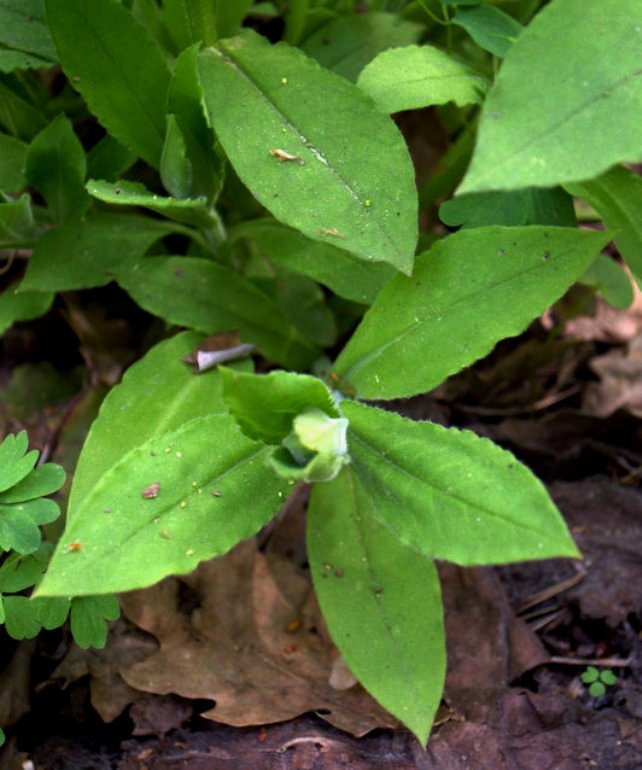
452,5 -> 522,58
565,166 -> 642,284
21,212 -> 181,292
581,254 -> 634,310
0,0 -> 56,70
162,0 -> 219,48
37,414 -> 289,596
0,133 -> 27,191
197,30 -> 418,274
86,179 -> 216,229
45,0 -> 171,168
70,595 -> 119,648
114,255 -> 318,369
233,218 -> 395,305
333,227 -> 610,400
440,187 -> 576,228
0,463 -> 65,503
344,400 -> 579,564
302,12 -> 422,82
67,331 -> 237,516
220,368 -> 339,444
459,0 -> 642,193
0,505 -> 43,553
357,44 -> 488,114
0,194 -> 41,245
0,432 -> 37,492
307,467 -> 445,744
0,286 -> 53,336
24,113 -> 88,223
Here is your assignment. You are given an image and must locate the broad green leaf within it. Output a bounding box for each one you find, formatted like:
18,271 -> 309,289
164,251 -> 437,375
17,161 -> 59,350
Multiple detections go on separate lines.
21,212 -> 181,292
0,500 -> 57,553
302,12 -> 422,82
0,551 -> 46,592
86,179 -> 216,230
0,286 -> 53,335
0,78 -> 46,140
357,44 -> 488,114
34,596 -> 70,630
37,413 -> 289,596
440,187 -> 576,228
197,30 -> 418,274
24,113 -> 88,223
0,194 -> 41,245
220,368 -> 338,444
2,595 -> 41,638
234,218 -> 395,304
452,5 -> 522,58
566,166 -> 642,284
0,133 -> 27,191
86,134 -> 137,182
0,0 -> 57,72
45,0 -> 171,168
344,400 -> 579,564
307,467 -> 445,744
114,255 -> 319,369
0,432 -> 36,492
580,254 -> 634,310
70,595 -> 119,648
0,463 -> 65,503
459,0 -> 642,193
333,226 -> 610,400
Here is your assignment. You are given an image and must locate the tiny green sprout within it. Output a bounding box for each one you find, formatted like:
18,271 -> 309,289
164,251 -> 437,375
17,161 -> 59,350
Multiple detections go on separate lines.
580,666 -> 617,697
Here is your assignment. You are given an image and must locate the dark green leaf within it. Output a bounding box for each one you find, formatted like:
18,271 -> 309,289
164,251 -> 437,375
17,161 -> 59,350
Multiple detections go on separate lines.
70,595 -> 119,648
34,596 -> 70,629
2,595 -> 41,638
581,254 -> 633,310
452,5 -> 522,58
0,78 -> 46,140
0,133 -> 27,191
0,194 -> 41,245
0,286 -> 53,335
0,552 -> 45,592
0,0 -> 57,69
86,134 -> 137,182
333,227 -> 610,400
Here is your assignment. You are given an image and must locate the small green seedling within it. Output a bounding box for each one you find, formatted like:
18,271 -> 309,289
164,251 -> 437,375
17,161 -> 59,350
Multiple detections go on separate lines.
580,666 -> 617,698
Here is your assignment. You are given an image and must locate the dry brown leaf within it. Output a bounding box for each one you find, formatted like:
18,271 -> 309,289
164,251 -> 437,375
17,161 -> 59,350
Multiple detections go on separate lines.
583,334 -> 642,417
119,540 -> 397,737
564,279 -> 642,344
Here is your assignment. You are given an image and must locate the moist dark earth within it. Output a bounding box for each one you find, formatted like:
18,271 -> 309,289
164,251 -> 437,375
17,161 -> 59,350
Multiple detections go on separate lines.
0,288 -> 641,770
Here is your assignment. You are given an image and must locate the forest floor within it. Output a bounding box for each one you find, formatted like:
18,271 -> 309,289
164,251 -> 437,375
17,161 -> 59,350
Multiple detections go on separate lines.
0,280 -> 641,770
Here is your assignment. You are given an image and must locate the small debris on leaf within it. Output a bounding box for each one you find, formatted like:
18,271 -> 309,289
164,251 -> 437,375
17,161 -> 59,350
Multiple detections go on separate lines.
142,482 -> 160,499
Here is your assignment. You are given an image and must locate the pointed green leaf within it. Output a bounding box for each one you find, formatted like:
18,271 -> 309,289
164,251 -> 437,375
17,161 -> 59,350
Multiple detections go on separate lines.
24,113 -> 88,223
566,166 -> 642,284
21,212 -> 182,292
0,78 -> 46,140
452,5 -> 522,58
333,227 -> 610,400
0,133 -> 27,191
302,12 -> 422,82
221,368 -> 338,444
459,0 -> 642,192
45,0 -> 171,168
197,30 -> 418,273
160,114 -> 193,200
114,255 -> 319,369
307,467 -> 445,744
67,331 -> 239,517
0,286 -> 53,335
38,413 -> 289,596
344,400 -> 579,565
0,194 -> 41,245
357,45 -> 489,114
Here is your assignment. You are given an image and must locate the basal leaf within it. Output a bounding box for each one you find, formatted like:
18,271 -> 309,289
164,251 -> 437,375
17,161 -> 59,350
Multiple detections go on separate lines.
114,255 -> 319,369
459,0 -> 642,192
21,212 -> 182,292
357,44 -> 489,114
37,414 -> 289,596
220,368 -> 339,444
344,400 -> 579,564
197,30 -> 418,274
0,286 -> 53,336
333,227 -> 610,400
307,466 -> 445,744
566,166 -> 642,284
302,12 -> 422,82
45,0 -> 171,168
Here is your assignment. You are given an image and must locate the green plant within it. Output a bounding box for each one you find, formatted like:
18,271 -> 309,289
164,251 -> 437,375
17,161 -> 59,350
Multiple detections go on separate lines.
0,0 -> 639,745
581,667 -> 618,698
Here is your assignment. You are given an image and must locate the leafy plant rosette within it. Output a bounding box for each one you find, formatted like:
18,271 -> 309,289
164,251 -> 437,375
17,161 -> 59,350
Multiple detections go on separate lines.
0,0 -> 637,746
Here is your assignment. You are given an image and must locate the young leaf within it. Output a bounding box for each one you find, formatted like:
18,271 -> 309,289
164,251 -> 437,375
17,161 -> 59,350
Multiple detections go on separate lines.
24,113 -> 88,223
44,0 -> 171,168
114,255 -> 319,370
357,45 -> 489,114
343,400 -> 579,564
0,287 -> 53,336
566,166 -> 642,284
452,5 -> 522,58
197,30 -> 418,274
220,368 -> 339,444
459,0 -> 642,192
67,331 -> 238,517
333,227 -> 611,400
302,12 -> 423,82
37,414 -> 290,596
307,467 -> 445,745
